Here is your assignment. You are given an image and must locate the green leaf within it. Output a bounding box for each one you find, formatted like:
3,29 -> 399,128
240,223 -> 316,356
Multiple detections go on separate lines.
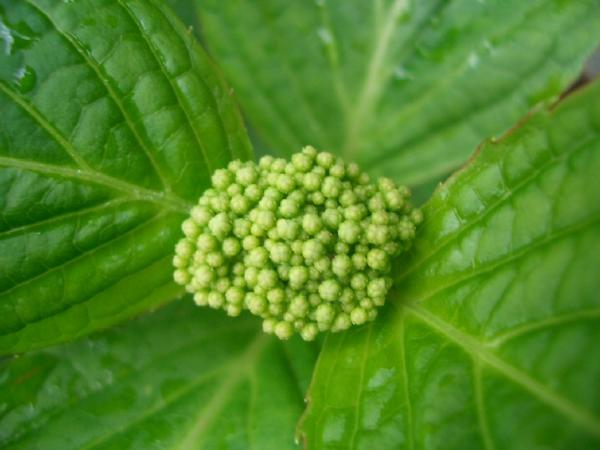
0,0 -> 252,354
299,81 -> 600,449
196,0 -> 600,192
0,301 -> 318,449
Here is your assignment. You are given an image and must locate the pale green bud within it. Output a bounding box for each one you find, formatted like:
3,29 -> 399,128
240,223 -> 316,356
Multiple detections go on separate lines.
274,321 -> 293,340
222,238 -> 241,257
191,206 -> 212,226
319,280 -> 341,302
350,307 -> 368,325
236,165 -> 258,186
208,291 -> 225,309
302,239 -> 324,261
211,168 -> 233,190
367,249 -> 389,270
302,214 -> 322,235
181,219 -> 200,238
338,221 -> 361,244
173,269 -> 190,285
316,152 -> 335,169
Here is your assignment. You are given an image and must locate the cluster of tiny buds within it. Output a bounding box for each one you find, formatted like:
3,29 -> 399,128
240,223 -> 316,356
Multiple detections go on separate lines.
173,146 -> 422,341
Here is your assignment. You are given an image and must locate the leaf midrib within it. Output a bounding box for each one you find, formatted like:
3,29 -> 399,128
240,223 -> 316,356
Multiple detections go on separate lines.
24,0 -> 173,192
404,303 -> 600,438
396,128 -> 599,283
0,156 -> 191,212
172,334 -> 269,450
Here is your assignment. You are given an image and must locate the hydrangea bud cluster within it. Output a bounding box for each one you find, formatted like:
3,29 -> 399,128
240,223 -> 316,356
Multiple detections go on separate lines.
173,146 -> 422,340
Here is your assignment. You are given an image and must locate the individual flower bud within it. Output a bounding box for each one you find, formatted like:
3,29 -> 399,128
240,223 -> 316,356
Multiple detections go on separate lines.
411,209 -> 424,225
311,191 -> 326,205
351,273 -> 368,290
193,265 -> 214,288
366,224 -> 389,245
242,235 -> 260,251
344,204 -> 367,221
207,291 -> 225,309
270,242 -> 291,264
302,172 -> 322,192
316,152 -> 335,169
314,257 -> 331,274
211,168 -> 233,190
230,194 -> 250,214
367,278 -> 388,298
368,193 -> 386,212
271,158 -> 287,172
277,219 -> 300,240
350,307 -> 368,325
280,198 -> 300,217
322,177 -> 342,198
172,255 -> 186,268
315,303 -> 335,324
289,295 -> 309,317
247,247 -> 269,267
319,280 -> 341,302
289,266 -> 309,288
236,165 -> 258,186
244,266 -> 259,287
274,321 -> 294,340
257,269 -> 278,290
332,313 -> 351,331
259,155 -> 274,169
222,238 -> 241,257
292,152 -> 312,172
206,251 -> 224,268
173,269 -> 190,285
191,205 -> 212,226
329,162 -> 345,178
256,210 -> 276,230
267,288 -> 285,304
175,240 -> 193,259
262,318 -> 276,334
398,218 -> 416,240
338,221 -> 361,244
246,293 -> 267,315
181,219 -> 200,238
332,254 -> 352,277
302,214 -> 322,235
208,212 -> 231,238
384,189 -> 405,210
225,286 -> 245,305
244,184 -> 262,202
339,190 -> 357,206
322,208 -> 342,229
367,248 -> 389,270
300,323 -> 318,341
227,183 -> 243,197
302,239 -> 324,261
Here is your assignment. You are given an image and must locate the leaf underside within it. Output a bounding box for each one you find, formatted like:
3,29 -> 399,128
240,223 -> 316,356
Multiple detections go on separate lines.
299,79 -> 600,449
0,301 -> 319,450
196,0 -> 600,196
0,0 -> 252,354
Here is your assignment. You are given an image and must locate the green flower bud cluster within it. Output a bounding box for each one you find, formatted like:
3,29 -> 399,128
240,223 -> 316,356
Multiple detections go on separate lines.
173,146 -> 422,340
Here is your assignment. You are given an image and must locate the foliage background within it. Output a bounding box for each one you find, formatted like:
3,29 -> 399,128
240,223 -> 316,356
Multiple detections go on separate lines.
1,0 -> 599,449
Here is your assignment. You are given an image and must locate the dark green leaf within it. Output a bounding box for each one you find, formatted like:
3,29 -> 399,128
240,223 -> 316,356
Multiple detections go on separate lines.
196,0 -> 600,193
0,301 -> 318,449
0,0 -> 252,354
299,80 -> 600,449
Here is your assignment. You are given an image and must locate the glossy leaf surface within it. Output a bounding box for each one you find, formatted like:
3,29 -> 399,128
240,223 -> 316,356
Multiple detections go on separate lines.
0,0 -> 252,354
196,0 -> 600,192
299,81 -> 600,449
0,301 -> 318,449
